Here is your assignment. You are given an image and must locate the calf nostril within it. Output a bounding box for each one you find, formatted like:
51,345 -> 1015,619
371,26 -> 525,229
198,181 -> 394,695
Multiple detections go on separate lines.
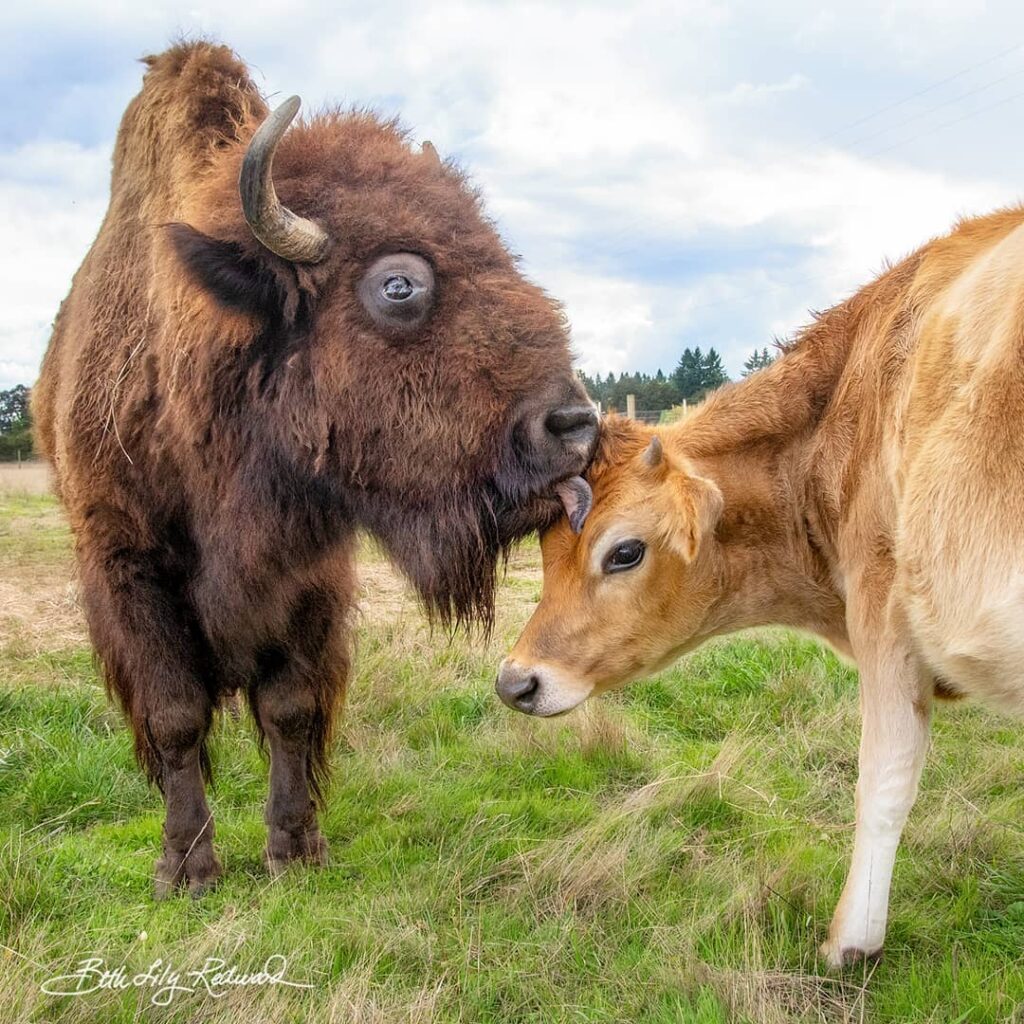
496,665 -> 542,712
545,405 -> 598,440
513,673 -> 540,710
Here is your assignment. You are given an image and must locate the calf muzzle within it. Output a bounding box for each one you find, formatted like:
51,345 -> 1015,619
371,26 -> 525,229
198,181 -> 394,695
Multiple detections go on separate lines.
495,658 -> 593,717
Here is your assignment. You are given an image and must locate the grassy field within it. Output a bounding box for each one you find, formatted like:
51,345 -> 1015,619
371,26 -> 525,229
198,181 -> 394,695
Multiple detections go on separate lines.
1,483 -> 1023,1023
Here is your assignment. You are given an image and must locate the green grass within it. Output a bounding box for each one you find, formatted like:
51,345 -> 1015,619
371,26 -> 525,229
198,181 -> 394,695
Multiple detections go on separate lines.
2,495 -> 1023,1022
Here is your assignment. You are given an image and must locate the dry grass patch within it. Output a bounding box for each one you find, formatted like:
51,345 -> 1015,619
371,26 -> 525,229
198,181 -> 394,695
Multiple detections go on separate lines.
0,462 -> 52,497
690,960 -> 872,1024
477,738 -> 768,917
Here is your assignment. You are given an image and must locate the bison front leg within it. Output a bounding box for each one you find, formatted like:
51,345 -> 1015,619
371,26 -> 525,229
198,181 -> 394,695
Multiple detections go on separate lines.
79,538 -> 222,898
821,638 -> 931,967
251,593 -> 348,876
150,700 -> 222,898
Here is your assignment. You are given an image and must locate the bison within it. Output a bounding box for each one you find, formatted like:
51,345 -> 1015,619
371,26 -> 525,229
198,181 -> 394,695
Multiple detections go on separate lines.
33,41 -> 598,895
498,206 -> 1024,966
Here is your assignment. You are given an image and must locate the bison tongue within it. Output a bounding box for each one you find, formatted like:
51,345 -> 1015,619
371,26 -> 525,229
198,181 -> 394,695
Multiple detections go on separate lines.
554,476 -> 593,535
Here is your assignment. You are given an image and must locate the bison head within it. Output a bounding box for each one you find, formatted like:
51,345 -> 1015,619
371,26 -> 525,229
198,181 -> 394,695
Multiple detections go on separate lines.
166,92 -> 597,627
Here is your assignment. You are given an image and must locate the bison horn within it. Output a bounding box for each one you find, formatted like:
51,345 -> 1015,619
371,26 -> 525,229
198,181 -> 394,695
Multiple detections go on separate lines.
239,96 -> 330,264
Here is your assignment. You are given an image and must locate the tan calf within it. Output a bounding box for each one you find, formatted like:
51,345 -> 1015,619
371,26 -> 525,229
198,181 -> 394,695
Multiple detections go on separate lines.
498,205 -> 1024,967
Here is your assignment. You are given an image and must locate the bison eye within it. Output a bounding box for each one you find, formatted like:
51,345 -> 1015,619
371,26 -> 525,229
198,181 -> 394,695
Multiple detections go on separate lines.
603,539 -> 645,574
358,253 -> 435,334
382,275 -> 414,302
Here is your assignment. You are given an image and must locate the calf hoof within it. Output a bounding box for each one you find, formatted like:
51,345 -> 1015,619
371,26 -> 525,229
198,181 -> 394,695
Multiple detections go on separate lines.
819,937 -> 883,970
154,843 -> 223,900
264,827 -> 329,877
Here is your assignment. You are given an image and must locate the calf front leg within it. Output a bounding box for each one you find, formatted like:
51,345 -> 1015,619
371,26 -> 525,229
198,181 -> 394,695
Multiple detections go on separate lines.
821,642 -> 931,967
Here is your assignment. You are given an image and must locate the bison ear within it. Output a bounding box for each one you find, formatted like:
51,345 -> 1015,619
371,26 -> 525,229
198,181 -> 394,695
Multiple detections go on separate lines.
422,140 -> 442,168
166,223 -> 285,317
663,468 -> 723,563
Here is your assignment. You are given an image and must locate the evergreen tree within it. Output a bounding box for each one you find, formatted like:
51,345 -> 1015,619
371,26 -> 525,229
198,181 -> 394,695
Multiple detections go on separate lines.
573,364 -> 688,414
701,348 -> 729,390
741,346 -> 775,376
672,347 -> 704,401
671,346 -> 731,402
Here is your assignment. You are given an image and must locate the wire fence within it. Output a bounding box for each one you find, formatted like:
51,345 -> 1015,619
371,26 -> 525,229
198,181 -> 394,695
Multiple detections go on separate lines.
598,395 -> 698,426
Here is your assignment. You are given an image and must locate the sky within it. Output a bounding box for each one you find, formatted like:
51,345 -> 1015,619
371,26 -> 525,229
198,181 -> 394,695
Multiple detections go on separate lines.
2,1 -> 1024,388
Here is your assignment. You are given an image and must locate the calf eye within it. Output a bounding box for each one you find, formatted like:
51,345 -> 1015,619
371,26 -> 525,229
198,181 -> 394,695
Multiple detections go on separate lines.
603,539 -> 645,574
358,253 -> 435,334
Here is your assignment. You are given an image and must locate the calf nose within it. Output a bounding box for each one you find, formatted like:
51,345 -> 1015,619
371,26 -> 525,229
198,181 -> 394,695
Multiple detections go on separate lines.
495,660 -> 541,714
545,405 -> 599,447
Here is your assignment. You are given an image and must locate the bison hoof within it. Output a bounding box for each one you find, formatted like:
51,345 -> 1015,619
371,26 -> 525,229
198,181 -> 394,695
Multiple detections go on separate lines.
154,843 -> 223,900
819,937 -> 883,970
264,827 -> 328,876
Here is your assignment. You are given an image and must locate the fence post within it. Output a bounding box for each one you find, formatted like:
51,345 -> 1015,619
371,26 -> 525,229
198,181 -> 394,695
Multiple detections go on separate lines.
626,394 -> 636,420
682,398 -> 687,418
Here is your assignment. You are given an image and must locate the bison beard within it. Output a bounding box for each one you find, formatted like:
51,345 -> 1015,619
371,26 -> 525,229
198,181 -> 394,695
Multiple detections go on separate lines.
358,484 -> 560,632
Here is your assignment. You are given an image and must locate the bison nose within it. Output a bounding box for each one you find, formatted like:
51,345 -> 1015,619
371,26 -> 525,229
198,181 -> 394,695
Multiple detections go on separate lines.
496,660 -> 541,714
545,405 -> 598,447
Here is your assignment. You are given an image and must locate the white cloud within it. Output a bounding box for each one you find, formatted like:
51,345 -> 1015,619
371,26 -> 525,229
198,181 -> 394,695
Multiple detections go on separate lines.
2,0 -> 1024,388
713,74 -> 810,106
543,269 -> 656,374
484,143 -> 1013,375
0,141 -> 108,388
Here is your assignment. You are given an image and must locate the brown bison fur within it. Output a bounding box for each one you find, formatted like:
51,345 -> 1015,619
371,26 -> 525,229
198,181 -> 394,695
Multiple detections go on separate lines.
33,40 -> 596,894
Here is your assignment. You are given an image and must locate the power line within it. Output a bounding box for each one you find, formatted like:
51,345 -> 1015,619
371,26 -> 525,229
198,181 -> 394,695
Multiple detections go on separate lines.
845,63 -> 1024,150
865,84 -> 1024,158
818,40 -> 1023,143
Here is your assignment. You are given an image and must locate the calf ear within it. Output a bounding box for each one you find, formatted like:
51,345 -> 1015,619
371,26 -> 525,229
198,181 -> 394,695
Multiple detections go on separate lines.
555,476 -> 593,534
663,468 -> 723,563
166,223 -> 285,317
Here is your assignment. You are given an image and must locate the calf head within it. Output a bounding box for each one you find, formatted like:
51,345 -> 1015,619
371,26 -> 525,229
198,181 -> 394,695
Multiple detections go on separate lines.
498,417 -> 724,715
149,44 -> 597,627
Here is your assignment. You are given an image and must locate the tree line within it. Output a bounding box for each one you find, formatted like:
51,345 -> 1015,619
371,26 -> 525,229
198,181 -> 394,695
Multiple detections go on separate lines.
577,345 -> 775,413
0,385 -> 34,461
0,346 -> 779,458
